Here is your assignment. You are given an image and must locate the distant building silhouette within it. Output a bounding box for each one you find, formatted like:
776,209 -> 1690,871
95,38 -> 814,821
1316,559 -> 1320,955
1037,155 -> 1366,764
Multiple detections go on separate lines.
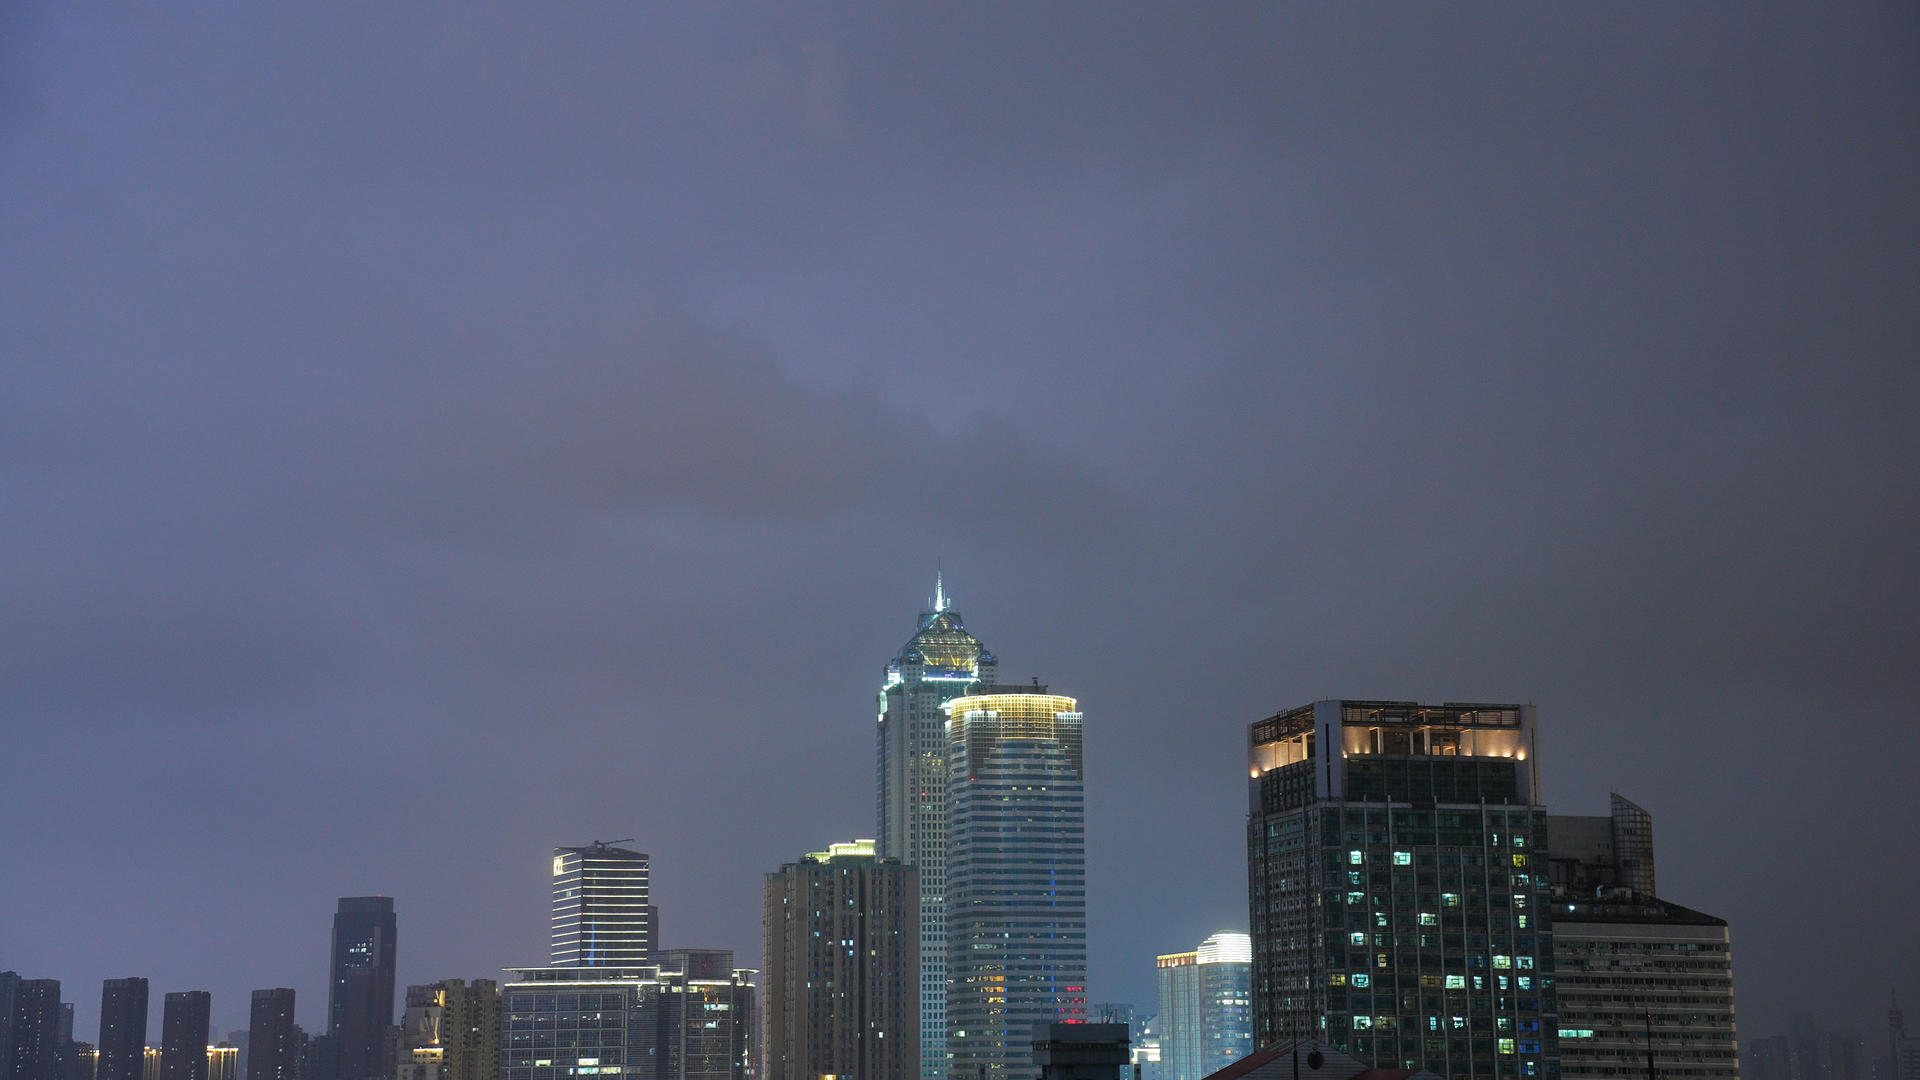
946,684 -> 1088,1079
160,993 -> 211,1080
1247,700 -> 1555,1077
3,975 -> 64,1080
1156,934 -> 1253,1080
98,981 -> 149,1080
326,898 -> 397,1080
762,839 -> 919,1080
874,575 -> 996,1080
246,990 -> 301,1080
551,845 -> 657,966
1031,1023 -> 1129,1080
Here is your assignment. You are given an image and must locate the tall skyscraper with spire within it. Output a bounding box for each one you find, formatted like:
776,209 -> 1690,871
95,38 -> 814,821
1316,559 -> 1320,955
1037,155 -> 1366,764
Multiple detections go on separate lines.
875,574 -> 997,1080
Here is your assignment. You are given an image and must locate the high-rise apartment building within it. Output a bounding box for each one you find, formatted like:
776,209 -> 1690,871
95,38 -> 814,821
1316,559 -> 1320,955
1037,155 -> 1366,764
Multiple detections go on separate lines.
1246,700 -> 1555,1080
160,994 -> 211,1080
246,991 -> 300,1080
3,975 -> 63,1080
945,684 -> 1088,1080
874,576 -> 996,1080
551,844 -> 658,966
1156,934 -> 1254,1080
1546,798 -> 1737,1080
395,982 -> 497,1080
1550,896 -> 1735,1080
327,898 -> 398,1080
99,980 -> 150,1080
503,955 -> 755,1080
209,1048 -> 238,1080
763,839 -> 919,1080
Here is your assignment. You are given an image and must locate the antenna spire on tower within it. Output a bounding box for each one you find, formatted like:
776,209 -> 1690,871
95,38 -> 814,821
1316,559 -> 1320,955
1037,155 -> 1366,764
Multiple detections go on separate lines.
934,568 -> 947,612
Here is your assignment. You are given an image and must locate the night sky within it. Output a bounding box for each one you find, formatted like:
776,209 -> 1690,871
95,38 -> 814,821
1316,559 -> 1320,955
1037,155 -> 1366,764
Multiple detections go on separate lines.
3,3 -> 1916,1049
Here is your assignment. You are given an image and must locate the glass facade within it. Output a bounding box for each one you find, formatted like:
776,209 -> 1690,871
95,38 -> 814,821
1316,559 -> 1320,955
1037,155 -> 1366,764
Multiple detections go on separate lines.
1248,701 -> 1557,1080
1156,934 -> 1252,1080
945,689 -> 1086,1080
552,846 -> 656,967
503,962 -> 754,1080
875,578 -> 997,1080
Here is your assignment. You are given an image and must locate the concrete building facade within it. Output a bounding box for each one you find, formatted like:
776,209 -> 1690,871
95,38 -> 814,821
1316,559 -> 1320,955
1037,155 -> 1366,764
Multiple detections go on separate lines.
762,840 -> 919,1080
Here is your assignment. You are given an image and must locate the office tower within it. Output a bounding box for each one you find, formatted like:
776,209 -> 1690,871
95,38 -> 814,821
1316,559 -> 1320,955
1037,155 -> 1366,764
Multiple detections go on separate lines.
503,955 -> 755,1080
5,976 -> 65,1080
551,844 -> 658,966
1246,700 -> 1555,1079
327,897 -> 397,1080
396,982 -> 496,1080
246,991 -> 299,1080
159,994 -> 211,1080
207,1049 -> 237,1080
875,576 -> 996,1080
1156,934 -> 1254,1080
763,839 -> 919,1080
946,684 -> 1088,1079
1546,798 -> 1737,1080
1031,1024 -> 1129,1080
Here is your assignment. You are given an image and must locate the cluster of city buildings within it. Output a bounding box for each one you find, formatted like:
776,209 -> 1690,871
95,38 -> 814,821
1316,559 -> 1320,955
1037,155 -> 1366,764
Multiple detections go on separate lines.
6,582 -> 1916,1080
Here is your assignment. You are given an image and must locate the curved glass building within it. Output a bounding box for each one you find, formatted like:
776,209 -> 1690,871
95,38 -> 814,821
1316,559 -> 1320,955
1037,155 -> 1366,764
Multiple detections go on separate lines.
944,686 -> 1087,1080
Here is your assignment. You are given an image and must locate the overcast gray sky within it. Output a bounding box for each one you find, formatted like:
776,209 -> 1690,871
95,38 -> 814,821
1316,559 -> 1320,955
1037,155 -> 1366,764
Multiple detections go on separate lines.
3,2 -> 1916,1048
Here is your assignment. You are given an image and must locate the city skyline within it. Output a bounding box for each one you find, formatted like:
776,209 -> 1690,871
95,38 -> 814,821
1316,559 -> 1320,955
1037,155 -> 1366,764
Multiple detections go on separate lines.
3,3 -> 1915,1066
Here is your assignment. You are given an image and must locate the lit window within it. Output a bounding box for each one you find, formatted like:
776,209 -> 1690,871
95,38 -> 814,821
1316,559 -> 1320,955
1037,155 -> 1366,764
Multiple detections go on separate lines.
1353,1016 -> 1372,1029
1350,932 -> 1367,946
1394,852 -> 1412,866
1442,893 -> 1460,907
1350,850 -> 1364,865
1498,1039 -> 1516,1055
1444,975 -> 1465,990
1352,974 -> 1370,988
1419,913 -> 1436,926
1493,955 -> 1512,969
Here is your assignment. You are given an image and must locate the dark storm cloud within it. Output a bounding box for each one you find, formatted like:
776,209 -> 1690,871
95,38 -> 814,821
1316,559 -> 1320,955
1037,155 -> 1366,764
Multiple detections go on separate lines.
1,1 -> 1915,1050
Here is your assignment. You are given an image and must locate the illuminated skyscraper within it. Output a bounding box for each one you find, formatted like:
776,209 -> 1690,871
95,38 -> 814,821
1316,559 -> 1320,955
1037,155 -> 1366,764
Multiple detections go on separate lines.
550,843 -> 658,966
1155,934 -> 1253,1080
326,898 -> 397,1080
945,684 -> 1087,1080
874,576 -> 997,1080
98,980 -> 150,1080
1246,700 -> 1555,1080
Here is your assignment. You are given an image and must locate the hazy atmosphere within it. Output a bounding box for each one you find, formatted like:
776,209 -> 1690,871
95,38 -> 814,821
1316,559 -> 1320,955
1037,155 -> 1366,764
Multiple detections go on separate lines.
3,2 -> 1916,1050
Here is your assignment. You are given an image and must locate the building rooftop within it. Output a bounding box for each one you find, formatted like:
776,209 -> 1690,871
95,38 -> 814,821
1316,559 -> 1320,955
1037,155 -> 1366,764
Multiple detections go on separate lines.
1553,892 -> 1727,927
